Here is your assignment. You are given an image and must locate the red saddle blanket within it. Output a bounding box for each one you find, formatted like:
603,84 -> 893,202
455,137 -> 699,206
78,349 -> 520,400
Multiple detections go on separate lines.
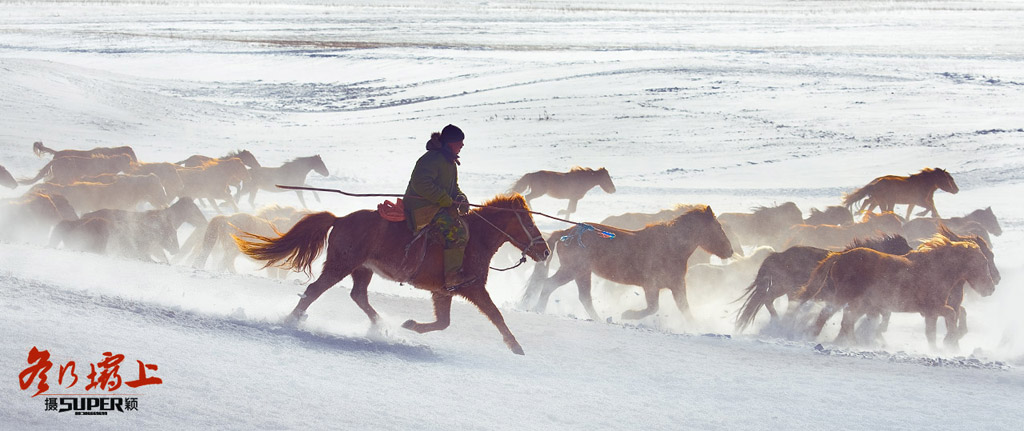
377,198 -> 405,222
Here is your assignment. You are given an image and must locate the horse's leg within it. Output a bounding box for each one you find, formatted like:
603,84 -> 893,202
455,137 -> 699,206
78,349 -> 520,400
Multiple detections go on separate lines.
957,306 -> 968,338
206,198 -> 223,214
904,204 -> 915,221
573,272 -> 601,321
924,314 -> 939,349
287,266 -> 349,323
940,305 -> 960,351
834,308 -> 862,344
248,187 -> 259,209
313,191 -> 321,203
668,281 -> 696,323
348,267 -> 381,325
402,292 -> 452,333
558,198 -> 579,217
295,191 -> 308,209
621,285 -> 660,321
811,304 -> 838,337
460,285 -> 525,355
518,261 -> 549,309
533,266 -> 577,313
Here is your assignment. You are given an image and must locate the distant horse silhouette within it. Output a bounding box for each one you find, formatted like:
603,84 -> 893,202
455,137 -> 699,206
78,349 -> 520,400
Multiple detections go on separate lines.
804,206 -> 853,226
50,209 -> 180,261
81,196 -> 207,233
130,162 -> 185,196
234,194 -> 549,355
525,205 -> 733,322
188,207 -> 309,274
600,203 -> 744,262
0,165 -> 17,189
176,158 -> 249,213
29,174 -> 168,213
19,154 -> 132,185
177,149 -> 261,169
734,234 -> 913,332
511,167 -> 615,217
33,141 -> 138,163
717,202 -> 802,248
902,207 -> 1001,245
781,211 -> 903,250
842,168 -> 958,219
0,192 -> 77,244
797,234 -> 994,349
237,155 -> 329,208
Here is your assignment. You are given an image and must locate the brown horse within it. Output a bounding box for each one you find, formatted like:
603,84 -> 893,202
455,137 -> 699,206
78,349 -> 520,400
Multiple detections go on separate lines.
19,154 -> 133,185
797,235 -> 995,349
33,141 -> 138,163
600,203 -> 745,262
0,192 -> 78,244
234,194 -> 549,355
176,158 -> 249,213
804,205 -> 854,226
130,161 -> 185,196
236,155 -> 329,208
29,174 -> 168,213
842,167 -> 958,219
733,234 -> 914,332
187,208 -> 308,274
781,211 -> 902,250
717,202 -> 803,248
50,211 -> 180,261
81,196 -> 207,233
0,164 -> 16,189
511,167 -> 616,218
177,149 -> 261,169
525,205 -> 733,322
902,207 -> 1001,245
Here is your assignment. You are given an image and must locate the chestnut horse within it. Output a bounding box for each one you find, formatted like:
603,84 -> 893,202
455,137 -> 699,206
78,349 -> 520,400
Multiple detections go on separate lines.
234,194 -> 549,355
525,205 -> 734,322
600,203 -> 744,263
236,155 -> 329,208
177,149 -> 261,169
717,202 -> 803,248
842,167 -> 958,219
733,234 -> 914,332
781,211 -> 903,250
797,234 -> 995,349
0,165 -> 16,189
33,141 -> 138,163
511,167 -> 616,218
902,207 -> 1002,246
803,205 -> 854,226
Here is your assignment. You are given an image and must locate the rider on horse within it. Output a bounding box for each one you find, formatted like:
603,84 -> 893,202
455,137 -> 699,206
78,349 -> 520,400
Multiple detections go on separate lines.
403,124 -> 473,289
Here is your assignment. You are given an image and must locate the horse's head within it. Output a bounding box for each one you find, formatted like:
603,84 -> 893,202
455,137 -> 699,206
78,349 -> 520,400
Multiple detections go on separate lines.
938,225 -> 1000,285
972,207 -> 1002,236
234,150 -> 261,168
141,174 -> 170,209
312,155 -> 329,177
475,194 -> 550,262
806,206 -> 854,226
957,242 -> 996,297
929,168 -> 959,194
595,167 -> 616,194
675,205 -> 734,259
173,197 -> 208,228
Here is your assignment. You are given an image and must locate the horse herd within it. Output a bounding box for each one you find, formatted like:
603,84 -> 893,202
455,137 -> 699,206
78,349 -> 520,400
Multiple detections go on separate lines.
0,141 -> 328,271
0,149 -> 1004,356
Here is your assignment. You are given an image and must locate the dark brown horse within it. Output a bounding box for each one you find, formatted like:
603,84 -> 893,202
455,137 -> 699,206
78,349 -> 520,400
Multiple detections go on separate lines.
842,167 -> 958,219
511,167 -> 615,218
0,164 -> 16,189
234,194 -> 549,355
33,141 -> 138,163
797,234 -> 994,349
717,202 -> 803,248
733,234 -> 914,332
525,205 -> 733,322
236,155 -> 329,208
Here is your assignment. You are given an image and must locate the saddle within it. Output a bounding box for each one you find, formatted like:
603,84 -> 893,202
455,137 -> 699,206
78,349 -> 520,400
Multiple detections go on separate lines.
377,198 -> 405,222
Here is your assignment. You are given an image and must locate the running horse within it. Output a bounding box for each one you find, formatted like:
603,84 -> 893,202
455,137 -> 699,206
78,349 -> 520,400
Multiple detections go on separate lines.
525,205 -> 734,322
234,194 -> 550,355
842,167 -> 958,219
237,155 -> 329,208
511,167 -> 616,218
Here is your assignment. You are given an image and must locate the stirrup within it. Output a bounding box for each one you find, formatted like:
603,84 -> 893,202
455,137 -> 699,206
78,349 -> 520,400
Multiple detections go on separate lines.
444,273 -> 476,292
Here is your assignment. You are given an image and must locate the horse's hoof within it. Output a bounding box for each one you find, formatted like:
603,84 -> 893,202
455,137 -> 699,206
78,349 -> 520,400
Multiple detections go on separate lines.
509,343 -> 525,355
401,320 -> 417,330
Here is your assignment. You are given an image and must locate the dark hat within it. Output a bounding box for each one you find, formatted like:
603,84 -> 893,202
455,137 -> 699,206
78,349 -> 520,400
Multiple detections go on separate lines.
440,124 -> 465,145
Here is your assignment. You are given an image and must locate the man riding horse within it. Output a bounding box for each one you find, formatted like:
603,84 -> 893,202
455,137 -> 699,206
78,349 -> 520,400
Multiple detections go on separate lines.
403,124 -> 474,289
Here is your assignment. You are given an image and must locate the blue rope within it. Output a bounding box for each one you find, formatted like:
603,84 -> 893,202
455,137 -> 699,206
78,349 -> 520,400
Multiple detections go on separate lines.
559,223 -> 615,247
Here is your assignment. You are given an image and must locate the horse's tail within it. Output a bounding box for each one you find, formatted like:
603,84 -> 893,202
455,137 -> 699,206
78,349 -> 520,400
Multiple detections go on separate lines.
795,252 -> 839,302
734,255 -> 777,331
33,141 -> 56,157
511,173 -> 532,194
840,184 -> 871,211
234,211 -> 336,276
192,215 -> 227,269
18,159 -> 56,185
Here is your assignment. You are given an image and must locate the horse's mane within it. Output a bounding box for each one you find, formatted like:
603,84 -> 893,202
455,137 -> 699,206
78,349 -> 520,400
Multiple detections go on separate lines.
750,201 -> 797,216
663,204 -> 711,228
848,234 -> 910,252
569,166 -> 602,173
282,155 -> 319,167
225,149 -> 249,158
474,193 -> 528,212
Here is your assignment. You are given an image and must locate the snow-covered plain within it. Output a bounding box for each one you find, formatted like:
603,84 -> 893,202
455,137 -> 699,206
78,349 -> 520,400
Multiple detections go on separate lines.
2,1 -> 1024,429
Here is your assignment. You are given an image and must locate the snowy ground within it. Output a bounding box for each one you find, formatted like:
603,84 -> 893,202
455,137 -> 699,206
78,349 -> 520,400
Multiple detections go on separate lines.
2,1 -> 1024,429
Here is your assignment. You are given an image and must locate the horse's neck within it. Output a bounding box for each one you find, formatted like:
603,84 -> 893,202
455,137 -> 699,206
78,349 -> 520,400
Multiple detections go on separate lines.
908,173 -> 940,191
281,159 -> 313,176
644,222 -> 698,255
468,212 -> 512,256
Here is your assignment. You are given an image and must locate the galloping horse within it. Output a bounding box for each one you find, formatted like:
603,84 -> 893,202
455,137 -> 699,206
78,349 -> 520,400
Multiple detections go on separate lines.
19,154 -> 133,185
188,207 -> 309,274
33,141 -> 138,163
177,149 -> 261,169
733,234 -> 913,332
0,192 -> 77,244
0,165 -> 16,189
842,167 -> 958,219
797,234 -> 995,349
130,162 -> 185,196
176,158 -> 249,213
717,202 -> 803,248
902,207 -> 1002,246
234,194 -> 550,355
599,203 -> 744,263
29,173 -> 168,213
50,212 -> 180,261
511,167 -> 616,218
525,205 -> 734,322
237,155 -> 329,208
781,211 -> 903,250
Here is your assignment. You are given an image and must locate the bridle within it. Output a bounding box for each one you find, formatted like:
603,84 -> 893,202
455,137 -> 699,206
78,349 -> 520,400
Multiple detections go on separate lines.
471,209 -> 546,271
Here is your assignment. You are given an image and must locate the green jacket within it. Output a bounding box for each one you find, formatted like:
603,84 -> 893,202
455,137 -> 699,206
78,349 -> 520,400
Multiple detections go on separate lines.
404,149 -> 466,231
